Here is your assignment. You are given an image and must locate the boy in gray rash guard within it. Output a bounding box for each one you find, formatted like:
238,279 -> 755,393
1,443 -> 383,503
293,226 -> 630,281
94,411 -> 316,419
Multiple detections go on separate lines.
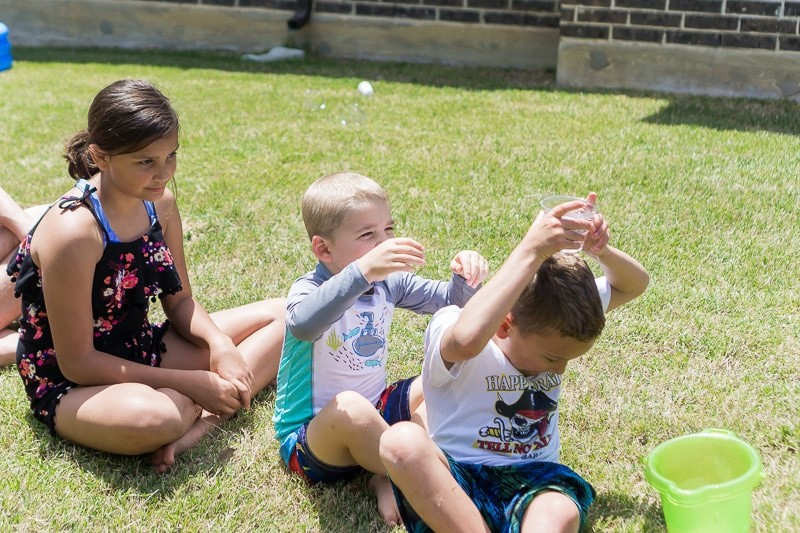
273,172 -> 489,527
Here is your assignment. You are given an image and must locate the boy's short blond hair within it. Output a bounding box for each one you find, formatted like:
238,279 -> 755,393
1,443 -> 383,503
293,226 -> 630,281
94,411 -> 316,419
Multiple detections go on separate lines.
301,172 -> 389,239
510,253 -> 605,342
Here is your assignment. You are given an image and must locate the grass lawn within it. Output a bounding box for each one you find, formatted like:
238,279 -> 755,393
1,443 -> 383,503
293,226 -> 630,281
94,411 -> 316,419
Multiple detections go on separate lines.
0,47 -> 798,532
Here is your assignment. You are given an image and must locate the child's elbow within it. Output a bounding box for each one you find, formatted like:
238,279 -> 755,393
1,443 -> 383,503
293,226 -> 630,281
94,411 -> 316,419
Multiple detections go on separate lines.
446,329 -> 484,362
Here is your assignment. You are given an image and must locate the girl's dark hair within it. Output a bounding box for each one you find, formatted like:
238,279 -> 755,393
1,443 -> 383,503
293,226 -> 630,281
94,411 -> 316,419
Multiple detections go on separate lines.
64,79 -> 179,180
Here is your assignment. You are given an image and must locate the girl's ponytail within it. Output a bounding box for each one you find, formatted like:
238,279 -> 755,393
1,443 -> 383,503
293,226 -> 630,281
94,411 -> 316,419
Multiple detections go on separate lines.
63,130 -> 96,181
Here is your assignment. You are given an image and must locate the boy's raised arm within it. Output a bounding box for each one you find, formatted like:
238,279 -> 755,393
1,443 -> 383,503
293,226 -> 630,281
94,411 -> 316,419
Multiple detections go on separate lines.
591,245 -> 649,313
440,202 -> 591,364
286,263 -> 372,341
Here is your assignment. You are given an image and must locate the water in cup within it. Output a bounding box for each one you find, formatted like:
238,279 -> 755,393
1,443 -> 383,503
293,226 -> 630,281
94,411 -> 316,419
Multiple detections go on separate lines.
540,194 -> 597,253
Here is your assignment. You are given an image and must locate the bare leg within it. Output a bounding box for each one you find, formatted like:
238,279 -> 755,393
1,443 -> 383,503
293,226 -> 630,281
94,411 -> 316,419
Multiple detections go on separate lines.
380,421 -> 490,533
369,473 -> 403,528
520,491 -> 580,533
151,298 -> 285,472
0,187 -> 35,243
0,329 -> 17,366
54,383 -> 202,455
1,204 -> 49,367
306,390 -> 402,526
407,377 -> 429,432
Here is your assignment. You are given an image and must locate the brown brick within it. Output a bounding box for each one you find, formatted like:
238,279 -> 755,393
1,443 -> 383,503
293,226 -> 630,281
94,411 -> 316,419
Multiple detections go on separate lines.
483,11 -> 525,24
315,1 -> 354,13
568,0 -> 611,6
525,13 -> 561,26
779,35 -> 800,50
468,0 -> 507,8
511,0 -> 557,12
439,8 -> 481,21
613,26 -> 662,42
577,8 -> 627,23
615,0 -> 665,9
669,0 -> 722,14
722,32 -> 776,49
685,14 -> 738,30
241,0 -> 293,7
629,11 -> 682,27
355,4 -> 436,18
424,0 -> 462,5
139,0 -> 199,4
560,23 -> 610,38
740,18 -> 798,34
786,2 -> 800,17
726,1 -> 781,16
666,29 -> 722,46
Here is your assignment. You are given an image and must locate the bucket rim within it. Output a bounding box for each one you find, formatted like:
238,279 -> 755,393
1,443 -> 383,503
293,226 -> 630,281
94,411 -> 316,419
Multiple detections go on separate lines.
644,429 -> 764,504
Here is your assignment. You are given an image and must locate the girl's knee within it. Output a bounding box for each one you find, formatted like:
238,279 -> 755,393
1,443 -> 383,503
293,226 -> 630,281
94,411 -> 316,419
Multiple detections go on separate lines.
123,386 -> 198,440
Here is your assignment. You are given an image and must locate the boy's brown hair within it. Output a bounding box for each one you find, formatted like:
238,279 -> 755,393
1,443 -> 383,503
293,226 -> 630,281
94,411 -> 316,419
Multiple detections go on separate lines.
301,172 -> 389,240
510,253 -> 605,342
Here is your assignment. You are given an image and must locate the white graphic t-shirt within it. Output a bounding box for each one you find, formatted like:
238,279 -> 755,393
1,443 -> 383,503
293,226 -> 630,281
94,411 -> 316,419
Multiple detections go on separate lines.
422,277 -> 611,466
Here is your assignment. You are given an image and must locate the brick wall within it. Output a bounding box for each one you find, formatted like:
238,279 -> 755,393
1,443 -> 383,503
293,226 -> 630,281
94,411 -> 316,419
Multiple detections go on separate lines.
136,0 -> 562,28
560,0 -> 800,52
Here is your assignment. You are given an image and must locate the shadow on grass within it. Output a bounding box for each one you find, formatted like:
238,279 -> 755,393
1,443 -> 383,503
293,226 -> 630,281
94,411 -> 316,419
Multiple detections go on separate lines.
642,94 -> 800,137
26,388 -> 276,496
12,46 -> 555,92
587,490 -> 666,532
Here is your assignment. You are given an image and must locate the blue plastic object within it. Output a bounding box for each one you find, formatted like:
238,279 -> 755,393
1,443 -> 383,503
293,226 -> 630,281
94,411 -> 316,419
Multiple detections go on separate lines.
0,22 -> 13,72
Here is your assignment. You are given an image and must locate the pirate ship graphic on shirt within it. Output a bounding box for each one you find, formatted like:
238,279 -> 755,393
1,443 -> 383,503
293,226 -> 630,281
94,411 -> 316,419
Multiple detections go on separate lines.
477,388 -> 558,456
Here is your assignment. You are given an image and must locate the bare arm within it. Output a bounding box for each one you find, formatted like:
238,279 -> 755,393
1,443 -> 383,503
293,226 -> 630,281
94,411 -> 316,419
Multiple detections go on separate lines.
592,245 -> 649,312
440,201 -> 591,364
157,192 -> 254,409
34,203 -> 241,417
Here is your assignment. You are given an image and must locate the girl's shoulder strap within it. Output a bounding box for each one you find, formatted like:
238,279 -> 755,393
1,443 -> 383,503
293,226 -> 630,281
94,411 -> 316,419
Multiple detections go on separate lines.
144,200 -> 157,225
57,179 -> 113,244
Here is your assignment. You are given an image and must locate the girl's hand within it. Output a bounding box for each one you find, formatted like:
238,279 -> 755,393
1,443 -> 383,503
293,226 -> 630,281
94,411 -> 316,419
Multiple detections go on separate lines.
190,370 -> 246,416
450,250 -> 489,288
209,338 -> 254,410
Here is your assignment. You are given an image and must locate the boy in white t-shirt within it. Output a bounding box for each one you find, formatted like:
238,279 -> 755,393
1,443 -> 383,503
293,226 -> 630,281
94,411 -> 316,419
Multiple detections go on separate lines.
379,193 -> 649,532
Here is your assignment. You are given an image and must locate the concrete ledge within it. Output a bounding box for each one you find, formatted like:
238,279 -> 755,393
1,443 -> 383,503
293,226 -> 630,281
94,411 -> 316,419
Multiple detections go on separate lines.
297,17 -> 558,69
0,0 -> 558,69
556,39 -> 800,101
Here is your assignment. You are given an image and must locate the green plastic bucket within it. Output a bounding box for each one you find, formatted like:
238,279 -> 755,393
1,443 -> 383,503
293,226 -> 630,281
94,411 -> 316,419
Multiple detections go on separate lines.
645,429 -> 764,533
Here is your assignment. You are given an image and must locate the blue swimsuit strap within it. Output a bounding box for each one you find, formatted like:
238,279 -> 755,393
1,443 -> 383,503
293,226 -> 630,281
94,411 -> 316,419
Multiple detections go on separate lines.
65,179 -> 157,244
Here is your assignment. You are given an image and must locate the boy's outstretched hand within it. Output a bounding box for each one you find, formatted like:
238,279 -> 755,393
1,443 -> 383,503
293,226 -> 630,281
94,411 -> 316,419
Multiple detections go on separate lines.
450,250 -> 489,288
581,192 -> 610,257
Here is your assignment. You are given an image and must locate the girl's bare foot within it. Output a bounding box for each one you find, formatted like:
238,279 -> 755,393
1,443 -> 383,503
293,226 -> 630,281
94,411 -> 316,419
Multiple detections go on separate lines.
150,411 -> 221,474
369,473 -> 403,527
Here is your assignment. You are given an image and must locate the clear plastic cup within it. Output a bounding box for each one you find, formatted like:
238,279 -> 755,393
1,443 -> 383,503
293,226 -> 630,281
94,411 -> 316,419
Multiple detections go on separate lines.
540,194 -> 597,253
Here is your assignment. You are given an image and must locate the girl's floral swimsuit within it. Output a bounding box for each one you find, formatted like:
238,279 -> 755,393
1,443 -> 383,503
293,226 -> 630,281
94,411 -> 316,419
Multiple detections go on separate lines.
6,179 -> 182,433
